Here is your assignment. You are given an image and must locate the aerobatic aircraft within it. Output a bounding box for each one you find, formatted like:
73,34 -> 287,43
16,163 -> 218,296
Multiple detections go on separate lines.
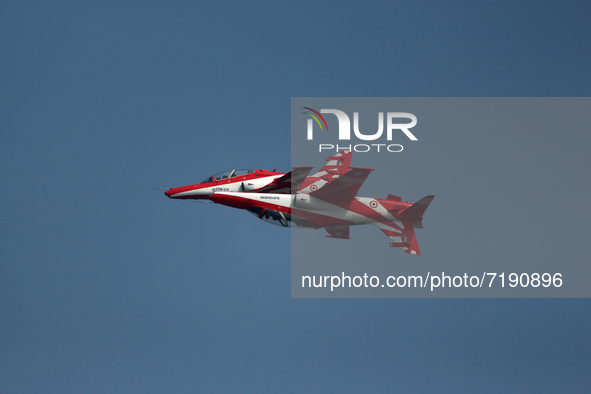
164,151 -> 434,254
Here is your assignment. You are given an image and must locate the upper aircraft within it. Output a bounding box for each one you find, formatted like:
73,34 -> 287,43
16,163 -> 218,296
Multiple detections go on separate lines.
164,151 -> 434,255
165,150 -> 353,199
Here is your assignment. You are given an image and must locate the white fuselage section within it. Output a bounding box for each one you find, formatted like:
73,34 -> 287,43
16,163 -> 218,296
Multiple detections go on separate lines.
170,175 -> 281,198
211,192 -> 401,228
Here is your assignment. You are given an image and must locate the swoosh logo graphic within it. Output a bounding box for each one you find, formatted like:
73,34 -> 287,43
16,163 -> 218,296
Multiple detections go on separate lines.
302,107 -> 329,131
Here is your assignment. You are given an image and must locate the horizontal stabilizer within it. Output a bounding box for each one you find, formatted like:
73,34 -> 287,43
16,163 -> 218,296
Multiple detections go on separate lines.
383,222 -> 421,255
324,225 -> 350,239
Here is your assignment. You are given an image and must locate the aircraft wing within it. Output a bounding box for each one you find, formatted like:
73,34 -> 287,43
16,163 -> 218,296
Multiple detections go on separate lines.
309,167 -> 374,201
254,166 -> 315,194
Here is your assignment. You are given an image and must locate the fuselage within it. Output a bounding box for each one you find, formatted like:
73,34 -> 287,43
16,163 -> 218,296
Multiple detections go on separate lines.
208,191 -> 413,231
165,169 -> 283,200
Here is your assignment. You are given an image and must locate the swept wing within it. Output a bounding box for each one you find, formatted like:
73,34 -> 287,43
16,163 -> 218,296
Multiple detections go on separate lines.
253,166 -> 315,194
309,167 -> 374,201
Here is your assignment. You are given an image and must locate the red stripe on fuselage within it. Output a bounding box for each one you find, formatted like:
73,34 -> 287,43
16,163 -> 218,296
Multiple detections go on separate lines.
166,170 -> 283,199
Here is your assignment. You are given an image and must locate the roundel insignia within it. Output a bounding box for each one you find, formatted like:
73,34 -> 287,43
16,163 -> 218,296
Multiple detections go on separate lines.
310,185 -> 318,191
370,200 -> 378,208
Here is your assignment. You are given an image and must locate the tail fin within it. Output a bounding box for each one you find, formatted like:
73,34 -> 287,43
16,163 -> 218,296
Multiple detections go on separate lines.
318,150 -> 352,176
307,150 -> 352,179
298,150 -> 352,193
399,195 -> 435,219
381,195 -> 434,255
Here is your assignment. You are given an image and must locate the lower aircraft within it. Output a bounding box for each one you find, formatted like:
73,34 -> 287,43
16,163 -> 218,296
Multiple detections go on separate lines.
164,151 -> 434,255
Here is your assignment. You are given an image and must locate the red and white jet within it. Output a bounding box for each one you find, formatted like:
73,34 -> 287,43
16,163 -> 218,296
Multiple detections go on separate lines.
165,151 -> 434,255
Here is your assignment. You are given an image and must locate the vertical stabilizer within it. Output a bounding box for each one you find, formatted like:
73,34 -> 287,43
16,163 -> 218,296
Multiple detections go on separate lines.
298,150 -> 352,193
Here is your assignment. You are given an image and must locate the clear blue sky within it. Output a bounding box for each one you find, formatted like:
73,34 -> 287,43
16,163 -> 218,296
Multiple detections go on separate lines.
1,1 -> 590,392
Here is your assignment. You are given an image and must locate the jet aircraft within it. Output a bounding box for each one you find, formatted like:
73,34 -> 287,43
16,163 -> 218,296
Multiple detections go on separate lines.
165,151 -> 434,254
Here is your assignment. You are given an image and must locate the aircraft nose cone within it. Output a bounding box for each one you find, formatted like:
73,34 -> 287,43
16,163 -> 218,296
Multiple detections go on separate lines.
163,185 -> 209,200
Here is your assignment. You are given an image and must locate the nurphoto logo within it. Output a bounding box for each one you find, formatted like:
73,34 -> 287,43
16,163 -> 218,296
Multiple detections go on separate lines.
303,107 -> 418,153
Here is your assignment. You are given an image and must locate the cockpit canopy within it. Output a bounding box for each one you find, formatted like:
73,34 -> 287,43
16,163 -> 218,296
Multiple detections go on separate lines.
201,169 -> 255,183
